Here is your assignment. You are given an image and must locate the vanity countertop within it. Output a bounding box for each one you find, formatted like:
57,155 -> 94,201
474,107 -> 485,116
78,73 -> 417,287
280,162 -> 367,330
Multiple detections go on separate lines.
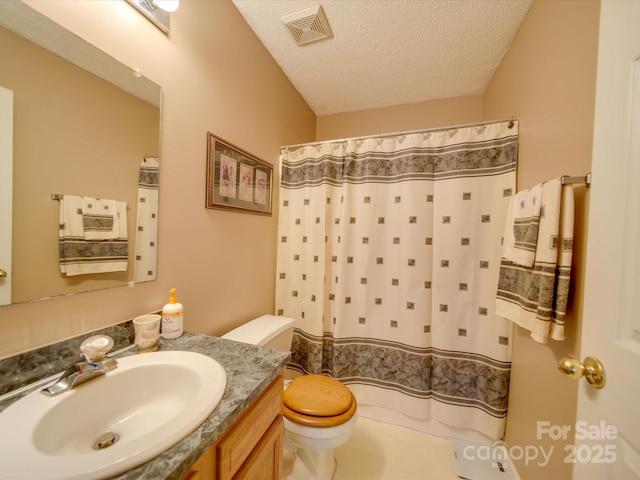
0,332 -> 290,480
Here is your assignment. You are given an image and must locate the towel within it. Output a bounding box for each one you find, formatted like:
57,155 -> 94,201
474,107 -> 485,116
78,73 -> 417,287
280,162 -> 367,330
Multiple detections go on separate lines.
58,195 -> 128,276
495,178 -> 574,343
133,156 -> 159,282
81,197 -> 119,240
502,183 -> 542,267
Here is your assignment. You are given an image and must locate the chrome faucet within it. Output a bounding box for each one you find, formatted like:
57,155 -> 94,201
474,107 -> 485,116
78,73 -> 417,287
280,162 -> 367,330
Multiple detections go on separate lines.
41,335 -> 118,397
41,358 -> 118,396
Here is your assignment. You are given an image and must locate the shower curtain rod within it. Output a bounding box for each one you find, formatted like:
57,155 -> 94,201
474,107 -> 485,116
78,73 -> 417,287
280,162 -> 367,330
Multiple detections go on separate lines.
281,117 -> 516,151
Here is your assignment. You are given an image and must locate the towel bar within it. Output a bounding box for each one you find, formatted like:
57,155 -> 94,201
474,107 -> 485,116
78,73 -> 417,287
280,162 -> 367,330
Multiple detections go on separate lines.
51,193 -> 129,209
560,173 -> 591,187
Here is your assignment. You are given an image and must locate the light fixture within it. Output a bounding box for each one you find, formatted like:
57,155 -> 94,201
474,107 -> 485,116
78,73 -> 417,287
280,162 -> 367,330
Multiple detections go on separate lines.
126,0 -> 180,34
153,0 -> 179,13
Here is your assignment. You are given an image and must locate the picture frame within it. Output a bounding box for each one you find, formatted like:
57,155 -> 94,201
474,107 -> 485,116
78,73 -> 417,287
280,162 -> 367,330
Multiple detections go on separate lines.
206,133 -> 273,215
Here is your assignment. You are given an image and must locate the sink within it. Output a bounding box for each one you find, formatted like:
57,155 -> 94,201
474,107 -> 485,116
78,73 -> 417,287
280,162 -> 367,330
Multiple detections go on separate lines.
0,350 -> 227,480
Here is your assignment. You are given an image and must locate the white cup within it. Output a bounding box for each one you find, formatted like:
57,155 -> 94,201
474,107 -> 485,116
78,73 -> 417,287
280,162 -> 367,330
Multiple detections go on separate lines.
133,314 -> 161,353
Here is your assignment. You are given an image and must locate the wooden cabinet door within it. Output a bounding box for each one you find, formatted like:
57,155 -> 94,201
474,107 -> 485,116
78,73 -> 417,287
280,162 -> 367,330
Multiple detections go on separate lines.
217,375 -> 283,480
234,417 -> 283,480
180,446 -> 216,480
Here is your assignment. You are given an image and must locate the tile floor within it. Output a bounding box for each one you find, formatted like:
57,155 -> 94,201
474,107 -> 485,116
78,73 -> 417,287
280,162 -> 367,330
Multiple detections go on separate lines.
283,417 -> 461,480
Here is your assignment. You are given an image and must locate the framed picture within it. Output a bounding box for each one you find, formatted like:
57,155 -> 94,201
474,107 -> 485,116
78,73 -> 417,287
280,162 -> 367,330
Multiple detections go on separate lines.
206,133 -> 273,215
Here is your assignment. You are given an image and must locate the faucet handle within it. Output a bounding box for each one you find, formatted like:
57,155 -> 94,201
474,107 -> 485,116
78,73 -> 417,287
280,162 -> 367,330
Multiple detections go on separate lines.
80,335 -> 114,362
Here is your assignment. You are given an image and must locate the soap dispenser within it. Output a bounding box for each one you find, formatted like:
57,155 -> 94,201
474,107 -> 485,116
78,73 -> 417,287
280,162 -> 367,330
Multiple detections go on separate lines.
161,288 -> 183,339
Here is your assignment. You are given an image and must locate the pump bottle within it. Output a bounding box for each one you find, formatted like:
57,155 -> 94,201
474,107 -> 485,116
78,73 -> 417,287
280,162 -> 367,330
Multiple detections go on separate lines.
161,288 -> 183,339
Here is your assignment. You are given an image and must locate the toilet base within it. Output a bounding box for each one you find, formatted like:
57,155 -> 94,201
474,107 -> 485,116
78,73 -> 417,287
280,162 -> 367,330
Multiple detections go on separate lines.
284,443 -> 336,480
283,411 -> 357,479
299,447 -> 336,480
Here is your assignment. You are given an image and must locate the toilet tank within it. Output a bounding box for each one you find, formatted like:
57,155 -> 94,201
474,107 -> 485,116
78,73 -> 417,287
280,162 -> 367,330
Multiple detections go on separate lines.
221,315 -> 294,352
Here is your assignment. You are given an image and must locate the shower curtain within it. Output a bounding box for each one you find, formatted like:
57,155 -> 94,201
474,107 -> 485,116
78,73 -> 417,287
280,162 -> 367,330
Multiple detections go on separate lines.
133,156 -> 159,283
276,121 -> 517,440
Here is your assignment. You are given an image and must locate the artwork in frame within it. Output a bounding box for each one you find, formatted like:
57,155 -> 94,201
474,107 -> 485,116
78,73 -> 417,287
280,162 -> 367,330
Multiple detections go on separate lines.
206,133 -> 273,215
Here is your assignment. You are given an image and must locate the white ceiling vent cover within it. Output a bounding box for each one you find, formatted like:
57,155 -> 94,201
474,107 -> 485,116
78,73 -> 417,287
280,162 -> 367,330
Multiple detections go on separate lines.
280,5 -> 333,46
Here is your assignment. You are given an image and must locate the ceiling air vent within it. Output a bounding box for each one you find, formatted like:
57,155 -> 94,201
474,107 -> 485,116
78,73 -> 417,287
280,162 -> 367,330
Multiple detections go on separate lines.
280,5 -> 333,46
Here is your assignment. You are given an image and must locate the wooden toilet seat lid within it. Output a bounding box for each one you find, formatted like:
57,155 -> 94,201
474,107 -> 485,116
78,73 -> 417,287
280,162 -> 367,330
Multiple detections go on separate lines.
283,375 -> 353,417
283,396 -> 357,428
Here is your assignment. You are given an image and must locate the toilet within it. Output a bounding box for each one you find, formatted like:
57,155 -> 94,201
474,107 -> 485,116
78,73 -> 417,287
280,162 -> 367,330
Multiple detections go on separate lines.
221,315 -> 358,480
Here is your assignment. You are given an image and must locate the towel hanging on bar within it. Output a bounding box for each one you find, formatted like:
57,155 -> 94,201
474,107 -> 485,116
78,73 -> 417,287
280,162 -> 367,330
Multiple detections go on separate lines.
502,183 -> 543,268
81,197 -> 119,240
58,194 -> 129,276
495,177 -> 575,343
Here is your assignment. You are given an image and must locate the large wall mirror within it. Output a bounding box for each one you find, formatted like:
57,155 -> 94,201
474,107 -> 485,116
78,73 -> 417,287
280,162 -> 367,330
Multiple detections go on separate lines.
0,2 -> 161,306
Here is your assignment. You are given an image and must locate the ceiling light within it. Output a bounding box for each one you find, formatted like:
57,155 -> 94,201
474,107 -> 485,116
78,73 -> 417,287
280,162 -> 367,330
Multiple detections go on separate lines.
153,0 -> 179,13
126,0 -> 180,34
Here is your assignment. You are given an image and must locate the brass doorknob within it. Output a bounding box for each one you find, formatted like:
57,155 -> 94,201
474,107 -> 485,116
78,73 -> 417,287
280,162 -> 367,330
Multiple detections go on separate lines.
558,356 -> 606,389
0,269 -> 6,279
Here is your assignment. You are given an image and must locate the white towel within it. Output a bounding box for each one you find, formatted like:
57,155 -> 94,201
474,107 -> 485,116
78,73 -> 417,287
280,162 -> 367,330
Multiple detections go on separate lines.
502,183 -> 542,267
81,197 -> 119,240
133,156 -> 159,282
59,195 -> 128,276
495,178 -> 574,343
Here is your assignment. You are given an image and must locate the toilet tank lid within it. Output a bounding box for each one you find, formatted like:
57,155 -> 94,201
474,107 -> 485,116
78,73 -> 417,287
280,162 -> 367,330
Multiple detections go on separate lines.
221,314 -> 294,346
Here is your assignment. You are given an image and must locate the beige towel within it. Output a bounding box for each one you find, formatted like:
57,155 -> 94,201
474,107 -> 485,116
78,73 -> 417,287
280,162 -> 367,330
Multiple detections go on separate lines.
82,197 -> 119,240
495,178 -> 574,343
133,156 -> 160,282
502,183 -> 542,267
59,195 -> 128,276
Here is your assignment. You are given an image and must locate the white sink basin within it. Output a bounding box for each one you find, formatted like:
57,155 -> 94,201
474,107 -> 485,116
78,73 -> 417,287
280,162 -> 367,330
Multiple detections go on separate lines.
0,350 -> 227,480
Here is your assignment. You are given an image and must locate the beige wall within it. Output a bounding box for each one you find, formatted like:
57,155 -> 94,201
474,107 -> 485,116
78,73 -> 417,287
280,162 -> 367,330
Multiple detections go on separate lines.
1,25 -> 159,303
483,1 -> 599,478
0,0 -> 315,359
316,95 -> 483,141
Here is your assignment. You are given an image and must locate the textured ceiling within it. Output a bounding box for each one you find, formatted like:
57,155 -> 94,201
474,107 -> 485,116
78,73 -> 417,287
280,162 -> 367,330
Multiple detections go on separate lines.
232,0 -> 533,115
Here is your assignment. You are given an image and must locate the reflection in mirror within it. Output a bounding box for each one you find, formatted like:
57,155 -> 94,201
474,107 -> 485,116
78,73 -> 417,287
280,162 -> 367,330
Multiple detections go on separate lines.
0,86 -> 12,307
0,2 -> 161,306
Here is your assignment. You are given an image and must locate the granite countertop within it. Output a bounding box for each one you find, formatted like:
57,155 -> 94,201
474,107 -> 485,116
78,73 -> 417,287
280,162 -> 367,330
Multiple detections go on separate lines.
0,332 -> 290,480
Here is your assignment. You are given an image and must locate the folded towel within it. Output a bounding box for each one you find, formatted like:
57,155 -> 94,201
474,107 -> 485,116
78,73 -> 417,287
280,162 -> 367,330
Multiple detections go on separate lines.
81,197 -> 119,240
495,178 -> 574,343
502,183 -> 542,267
59,195 -> 128,276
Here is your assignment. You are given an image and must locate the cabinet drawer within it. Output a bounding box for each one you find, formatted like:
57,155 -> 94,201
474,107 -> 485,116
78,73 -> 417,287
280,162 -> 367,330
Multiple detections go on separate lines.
217,374 -> 283,480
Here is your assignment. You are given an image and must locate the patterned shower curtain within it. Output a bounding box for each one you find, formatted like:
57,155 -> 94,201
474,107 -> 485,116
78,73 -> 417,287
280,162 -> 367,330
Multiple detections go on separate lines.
133,156 -> 159,283
276,121 -> 517,439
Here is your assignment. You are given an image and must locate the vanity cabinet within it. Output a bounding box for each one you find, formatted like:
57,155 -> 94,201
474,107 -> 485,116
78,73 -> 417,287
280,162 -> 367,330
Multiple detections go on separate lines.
181,373 -> 284,480
181,447 -> 215,480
